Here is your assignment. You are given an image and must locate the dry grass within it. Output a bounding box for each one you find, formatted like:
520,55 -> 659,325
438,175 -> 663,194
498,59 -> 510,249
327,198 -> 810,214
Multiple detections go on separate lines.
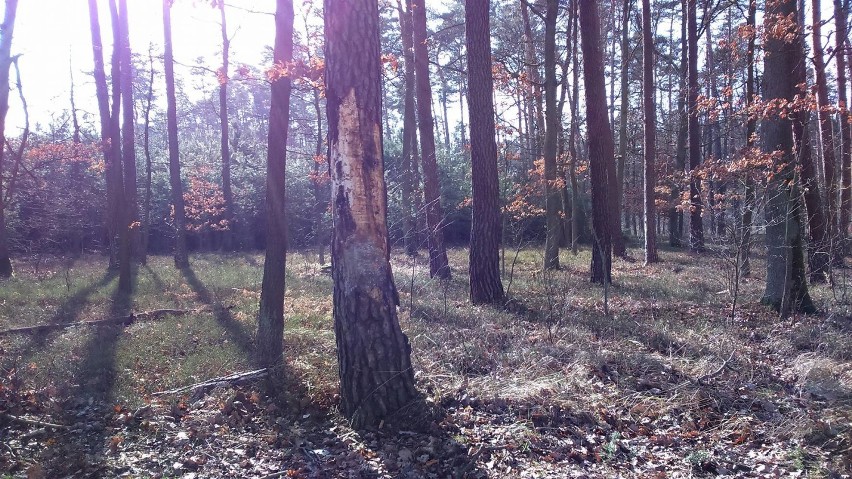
1,245 -> 851,477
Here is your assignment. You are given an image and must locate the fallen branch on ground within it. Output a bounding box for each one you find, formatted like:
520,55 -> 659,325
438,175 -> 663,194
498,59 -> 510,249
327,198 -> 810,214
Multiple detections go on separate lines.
2,413 -> 67,430
152,368 -> 268,397
0,305 -> 234,336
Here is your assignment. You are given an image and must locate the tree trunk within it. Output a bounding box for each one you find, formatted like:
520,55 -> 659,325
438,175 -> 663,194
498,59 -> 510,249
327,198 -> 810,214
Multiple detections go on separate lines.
257,0 -> 294,369
466,0 -> 505,304
543,0 -> 561,270
641,0 -> 657,264
520,0 -> 544,164
324,0 -> 417,428
118,0 -> 141,263
162,0 -> 189,268
740,0 -> 756,277
669,11 -> 688,248
412,0 -> 450,279
0,0 -> 18,278
569,0 -> 580,255
761,0 -> 815,314
142,46 -> 154,263
812,0 -> 839,261
580,0 -> 616,284
617,0 -> 632,256
835,0 -> 852,242
399,0 -> 418,257
686,0 -> 703,251
218,0 -> 236,249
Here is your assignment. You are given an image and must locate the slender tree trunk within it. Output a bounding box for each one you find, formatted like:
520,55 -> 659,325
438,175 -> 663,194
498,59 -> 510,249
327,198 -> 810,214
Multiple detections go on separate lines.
812,0 -> 839,262
669,11 -> 688,248
218,0 -> 236,249
580,0 -> 616,284
543,0 -> 561,270
686,0 -> 704,251
412,0 -> 450,279
257,0 -> 294,369
740,0 -> 756,277
641,0 -> 657,264
142,46 -> 154,263
0,0 -> 18,278
162,0 -> 188,268
520,0 -> 545,163
107,0 -> 131,292
466,0 -> 505,304
836,0 -> 852,243
569,0 -> 580,255
762,0 -> 815,314
399,0 -> 418,257
324,0 -> 417,428
792,4 -> 830,282
118,0 -> 140,263
311,89 -> 327,265
617,0 -> 631,254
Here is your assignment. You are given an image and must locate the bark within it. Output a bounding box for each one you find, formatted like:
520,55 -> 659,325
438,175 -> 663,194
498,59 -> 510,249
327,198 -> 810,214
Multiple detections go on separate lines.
162,0 -> 189,268
311,89 -> 327,265
812,0 -> 838,258
669,11 -> 688,248
108,0 -> 131,292
118,0 -> 141,262
257,0 -> 294,369
617,0 -> 631,255
466,0 -> 505,304
324,0 -> 417,428
520,0 -> 545,164
740,0 -> 756,277
543,0 -> 561,270
412,0 -> 450,279
761,0 -> 815,314
836,0 -> 852,241
569,0 -> 580,255
641,0 -> 658,264
0,0 -> 17,278
218,0 -> 236,249
142,47 -> 154,262
686,0 -> 703,251
399,0 -> 418,257
580,0 -> 616,284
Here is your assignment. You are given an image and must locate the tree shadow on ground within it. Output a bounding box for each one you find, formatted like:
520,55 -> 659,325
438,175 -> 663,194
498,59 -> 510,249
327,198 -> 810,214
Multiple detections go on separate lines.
8,269 -> 118,371
178,264 -> 255,357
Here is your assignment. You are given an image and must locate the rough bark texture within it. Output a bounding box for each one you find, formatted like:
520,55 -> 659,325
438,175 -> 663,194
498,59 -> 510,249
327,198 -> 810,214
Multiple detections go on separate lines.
411,0 -> 450,279
257,0 -> 294,369
219,0 -> 236,249
0,0 -> 17,278
466,0 -> 505,305
686,0 -> 704,252
162,0 -> 189,268
641,0 -> 658,264
761,0 -> 815,314
836,0 -> 852,240
324,0 -> 417,429
118,0 -> 140,263
543,0 -> 561,270
580,0 -> 615,284
568,0 -> 580,255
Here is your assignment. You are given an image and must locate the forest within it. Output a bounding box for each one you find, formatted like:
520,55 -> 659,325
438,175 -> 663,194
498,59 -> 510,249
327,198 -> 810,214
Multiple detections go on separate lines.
1,0 -> 852,476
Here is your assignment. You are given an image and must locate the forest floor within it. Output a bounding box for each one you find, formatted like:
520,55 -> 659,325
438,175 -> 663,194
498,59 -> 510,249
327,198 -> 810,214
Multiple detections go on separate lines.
1,245 -> 851,478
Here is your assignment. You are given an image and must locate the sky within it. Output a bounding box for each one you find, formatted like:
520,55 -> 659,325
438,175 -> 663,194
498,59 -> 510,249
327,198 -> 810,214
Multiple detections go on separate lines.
5,0 -> 278,133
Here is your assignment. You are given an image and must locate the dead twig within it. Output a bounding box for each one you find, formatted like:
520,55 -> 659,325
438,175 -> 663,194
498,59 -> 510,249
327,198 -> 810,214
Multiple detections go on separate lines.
152,368 -> 268,397
2,413 -> 67,430
0,306 -> 234,336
